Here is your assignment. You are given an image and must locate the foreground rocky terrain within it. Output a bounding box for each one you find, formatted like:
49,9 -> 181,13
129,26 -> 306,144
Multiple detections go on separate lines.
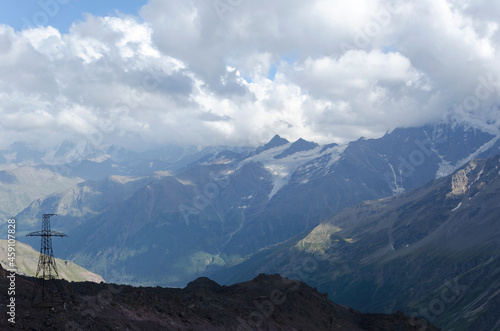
1,265 -> 436,330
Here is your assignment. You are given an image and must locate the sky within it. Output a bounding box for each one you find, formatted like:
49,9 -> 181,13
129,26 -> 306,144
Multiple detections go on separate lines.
0,0 -> 499,151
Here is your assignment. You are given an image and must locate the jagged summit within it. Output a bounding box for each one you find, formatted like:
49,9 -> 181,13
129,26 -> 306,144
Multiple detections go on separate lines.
3,141 -> 44,164
185,276 -> 221,292
274,138 -> 319,159
254,134 -> 290,155
320,142 -> 339,153
266,134 -> 290,147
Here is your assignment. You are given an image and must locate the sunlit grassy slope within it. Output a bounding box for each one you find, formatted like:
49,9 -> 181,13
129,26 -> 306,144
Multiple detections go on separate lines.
0,239 -> 104,283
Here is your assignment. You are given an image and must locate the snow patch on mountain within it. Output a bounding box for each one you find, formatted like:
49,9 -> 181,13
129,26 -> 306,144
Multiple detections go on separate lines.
42,140 -> 108,165
436,135 -> 500,178
436,159 -> 455,178
326,145 -> 347,170
451,202 -> 462,211
387,162 -> 405,194
264,147 -> 326,199
474,164 -> 485,182
449,109 -> 500,136
238,140 -> 346,199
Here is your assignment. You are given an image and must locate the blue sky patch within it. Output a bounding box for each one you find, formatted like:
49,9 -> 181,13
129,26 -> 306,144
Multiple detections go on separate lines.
0,0 -> 148,32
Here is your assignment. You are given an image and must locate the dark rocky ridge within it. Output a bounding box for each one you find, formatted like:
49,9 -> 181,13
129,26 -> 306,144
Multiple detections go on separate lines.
274,138 -> 319,159
1,266 -> 436,330
255,134 -> 289,155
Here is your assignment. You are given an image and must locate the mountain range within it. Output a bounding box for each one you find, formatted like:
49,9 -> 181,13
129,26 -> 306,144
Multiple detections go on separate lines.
211,151 -> 500,330
1,118 -> 500,329
7,121 -> 499,282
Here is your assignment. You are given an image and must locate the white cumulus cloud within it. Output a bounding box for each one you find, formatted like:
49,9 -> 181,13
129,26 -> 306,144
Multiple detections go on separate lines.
0,0 -> 499,151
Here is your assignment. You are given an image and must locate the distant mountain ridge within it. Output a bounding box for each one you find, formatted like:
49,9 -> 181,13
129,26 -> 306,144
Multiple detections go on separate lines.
253,134 -> 289,155
0,166 -> 82,220
273,137 -> 318,159
0,140 -> 252,181
4,120 -> 499,292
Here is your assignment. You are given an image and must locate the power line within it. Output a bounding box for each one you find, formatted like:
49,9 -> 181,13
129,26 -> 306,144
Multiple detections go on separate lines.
26,214 -> 67,308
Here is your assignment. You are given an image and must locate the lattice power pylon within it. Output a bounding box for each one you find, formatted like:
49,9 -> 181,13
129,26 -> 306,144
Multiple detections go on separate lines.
26,213 -> 67,308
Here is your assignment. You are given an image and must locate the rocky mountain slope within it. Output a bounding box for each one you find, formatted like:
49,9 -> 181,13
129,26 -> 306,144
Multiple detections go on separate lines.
213,152 -> 500,330
0,239 -> 103,283
13,175 -> 159,236
0,166 -> 82,221
0,265 -> 436,330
